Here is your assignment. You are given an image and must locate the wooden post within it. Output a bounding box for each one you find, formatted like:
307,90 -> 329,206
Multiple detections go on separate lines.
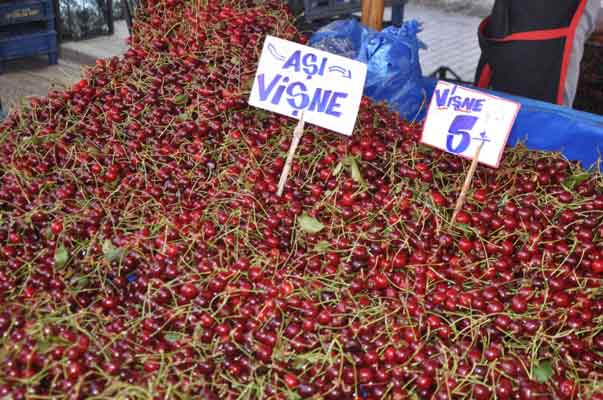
52,0 -> 62,51
107,0 -> 115,35
361,0 -> 385,31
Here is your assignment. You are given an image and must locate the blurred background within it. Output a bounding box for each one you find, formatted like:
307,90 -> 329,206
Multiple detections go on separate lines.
0,0 -> 601,116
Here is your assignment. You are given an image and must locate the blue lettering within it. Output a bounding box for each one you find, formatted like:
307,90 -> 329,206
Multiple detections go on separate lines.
309,88 -> 333,113
435,89 -> 449,108
286,82 -> 310,109
282,50 -> 302,72
257,73 -> 282,102
270,77 -> 290,105
318,58 -> 328,76
450,96 -> 461,110
302,53 -> 318,78
460,97 -> 475,111
446,115 -> 477,154
474,99 -> 485,112
326,92 -> 348,117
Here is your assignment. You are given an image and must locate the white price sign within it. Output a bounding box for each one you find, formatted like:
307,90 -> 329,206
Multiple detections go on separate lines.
249,35 -> 368,136
421,81 -> 521,168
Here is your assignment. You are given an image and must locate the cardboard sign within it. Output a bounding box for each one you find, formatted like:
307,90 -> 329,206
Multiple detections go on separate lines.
249,35 -> 368,136
421,81 -> 521,168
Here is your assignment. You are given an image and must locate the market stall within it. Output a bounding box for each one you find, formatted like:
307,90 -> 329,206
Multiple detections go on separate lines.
0,1 -> 603,399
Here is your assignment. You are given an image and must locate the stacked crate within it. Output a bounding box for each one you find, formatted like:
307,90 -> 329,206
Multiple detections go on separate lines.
0,0 -> 58,73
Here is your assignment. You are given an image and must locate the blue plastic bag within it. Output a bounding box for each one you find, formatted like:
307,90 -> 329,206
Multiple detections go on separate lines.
310,19 -> 432,121
310,18 -> 367,60
358,22 -> 430,121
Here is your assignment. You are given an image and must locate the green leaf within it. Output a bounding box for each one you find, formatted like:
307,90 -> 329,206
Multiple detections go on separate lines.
313,241 -> 331,253
298,214 -> 325,234
54,245 -> 69,267
533,360 -> 553,383
102,239 -> 124,262
333,161 -> 343,176
173,94 -> 188,105
71,276 -> 89,289
562,172 -> 590,190
349,157 -> 366,186
164,332 -> 181,343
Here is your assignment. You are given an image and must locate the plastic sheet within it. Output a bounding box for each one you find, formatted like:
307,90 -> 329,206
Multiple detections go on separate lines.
310,19 -> 432,121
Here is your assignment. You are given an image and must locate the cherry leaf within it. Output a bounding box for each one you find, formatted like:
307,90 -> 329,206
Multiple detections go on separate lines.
349,157 -> 366,186
313,241 -> 331,253
102,240 -> 124,262
562,172 -> 590,190
298,214 -> 325,234
164,332 -> 181,343
54,245 -> 69,267
533,360 -> 553,383
173,94 -> 189,105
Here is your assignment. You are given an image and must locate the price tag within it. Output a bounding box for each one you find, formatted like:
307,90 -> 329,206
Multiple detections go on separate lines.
421,81 -> 521,168
249,35 -> 368,136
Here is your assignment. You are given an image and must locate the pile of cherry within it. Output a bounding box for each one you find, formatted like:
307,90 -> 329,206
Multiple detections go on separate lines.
1,1 -> 603,399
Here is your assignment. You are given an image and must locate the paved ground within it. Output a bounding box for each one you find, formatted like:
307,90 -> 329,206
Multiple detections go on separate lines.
381,3 -> 483,82
0,57 -> 82,109
61,20 -> 129,65
405,4 -> 483,82
410,0 -> 492,17
0,21 -> 129,112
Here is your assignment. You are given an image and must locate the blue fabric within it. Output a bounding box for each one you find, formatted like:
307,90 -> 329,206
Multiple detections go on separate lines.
423,78 -> 603,170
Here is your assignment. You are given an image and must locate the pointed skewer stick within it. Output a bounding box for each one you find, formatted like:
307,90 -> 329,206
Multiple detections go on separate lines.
451,141 -> 485,223
277,112 -> 305,197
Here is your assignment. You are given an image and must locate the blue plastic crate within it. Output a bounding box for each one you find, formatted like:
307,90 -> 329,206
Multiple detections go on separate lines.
0,0 -> 54,27
0,29 -> 58,72
303,0 -> 406,24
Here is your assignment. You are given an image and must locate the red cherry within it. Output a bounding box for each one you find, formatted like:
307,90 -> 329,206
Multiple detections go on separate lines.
393,252 -> 407,268
179,283 -> 199,300
51,220 -> 63,235
496,378 -> 513,400
458,238 -> 474,253
431,191 -> 446,207
415,373 -> 433,389
283,373 -> 299,389
592,259 -> 603,274
473,189 -> 487,202
66,361 -> 83,381
511,295 -> 528,313
340,192 -> 355,207
473,384 -> 491,400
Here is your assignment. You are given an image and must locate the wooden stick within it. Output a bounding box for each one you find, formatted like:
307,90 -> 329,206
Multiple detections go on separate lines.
361,0 -> 371,24
277,113 -> 305,197
451,142 -> 485,222
361,0 -> 385,31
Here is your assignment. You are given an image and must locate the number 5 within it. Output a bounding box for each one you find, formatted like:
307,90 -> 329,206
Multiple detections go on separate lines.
446,115 -> 478,154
